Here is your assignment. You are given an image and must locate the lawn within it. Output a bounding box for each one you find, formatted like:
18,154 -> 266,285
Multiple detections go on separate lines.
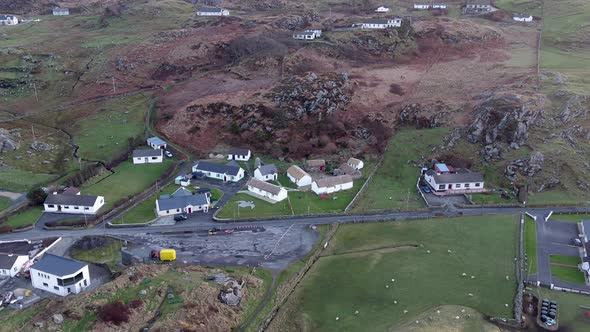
84,159 -> 174,211
551,213 -> 590,222
112,183 -> 223,224
351,128 -> 449,213
550,265 -> 586,285
0,169 -> 56,192
269,215 -> 519,332
530,287 -> 590,331
470,192 -> 513,205
217,193 -> 292,219
1,207 -> 43,229
0,196 -> 11,212
525,216 -> 538,274
71,236 -> 122,272
550,255 -> 581,266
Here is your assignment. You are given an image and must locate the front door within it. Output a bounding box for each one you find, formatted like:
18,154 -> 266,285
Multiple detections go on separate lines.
58,205 -> 62,212
187,207 -> 192,214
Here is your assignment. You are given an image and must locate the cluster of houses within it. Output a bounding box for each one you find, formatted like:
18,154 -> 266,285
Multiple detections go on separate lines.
421,163 -> 485,195
293,29 -> 322,41
0,239 -> 90,297
577,220 -> 590,286
0,14 -> 18,25
414,2 -> 448,10
197,7 -> 229,16
52,7 -> 70,16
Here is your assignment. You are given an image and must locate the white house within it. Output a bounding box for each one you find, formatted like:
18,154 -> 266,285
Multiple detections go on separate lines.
227,147 -> 251,161
197,7 -> 229,16
156,187 -> 210,216
43,191 -> 105,215
0,15 -> 18,25
513,13 -> 533,22
579,220 -> 590,284
52,7 -> 70,15
312,175 -> 354,195
423,164 -> 484,194
193,161 -> 245,182
293,29 -> 322,40
414,2 -> 431,9
132,149 -> 163,164
357,17 -> 402,29
347,158 -> 364,170
254,164 -> 278,181
287,165 -> 312,187
247,178 -> 288,203
147,136 -> 167,150
30,254 -> 90,297
0,254 -> 29,277
432,3 -> 448,9
375,6 -> 390,13
465,0 -> 492,13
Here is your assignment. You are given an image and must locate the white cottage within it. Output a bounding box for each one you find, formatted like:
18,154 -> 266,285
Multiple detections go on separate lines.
375,6 -> 390,13
0,15 -> 18,25
312,175 -> 353,195
465,0 -> 492,13
414,2 -> 431,9
156,187 -> 210,216
31,254 -> 90,297
43,192 -> 105,215
293,29 -> 322,40
132,149 -> 163,164
347,158 -> 364,170
0,254 -> 29,277
193,161 -> 245,182
52,7 -> 70,15
432,3 -> 448,9
357,17 -> 402,29
197,7 -> 230,16
0,239 -> 60,278
287,165 -> 312,187
147,136 -> 167,150
254,164 -> 278,181
227,147 -> 251,161
423,164 -> 484,193
247,178 -> 288,202
513,13 -> 533,22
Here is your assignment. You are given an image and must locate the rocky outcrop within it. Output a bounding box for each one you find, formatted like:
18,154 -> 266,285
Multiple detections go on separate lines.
218,279 -> 244,307
467,93 -> 543,148
275,12 -> 319,30
504,151 -> 545,182
556,94 -> 588,123
397,102 -> 453,128
0,128 -> 19,153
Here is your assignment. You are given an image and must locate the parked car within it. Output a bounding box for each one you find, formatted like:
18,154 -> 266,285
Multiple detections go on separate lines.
173,213 -> 188,221
546,317 -> 556,326
164,150 -> 173,158
208,228 -> 221,235
572,238 -> 583,247
422,186 -> 431,193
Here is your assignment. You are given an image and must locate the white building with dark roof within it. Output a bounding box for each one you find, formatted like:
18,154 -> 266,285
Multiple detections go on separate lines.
464,0 -> 492,13
293,29 -> 322,40
0,15 -> 18,25
376,6 -> 390,13
52,7 -> 70,15
414,2 -> 431,9
156,187 -> 210,216
247,178 -> 288,202
513,13 -> 533,22
147,136 -> 167,150
357,17 -> 402,29
43,191 -> 105,214
197,7 -> 229,16
0,239 -> 60,278
30,254 -> 90,296
254,164 -> 278,181
0,254 -> 29,277
193,161 -> 245,182
423,164 -> 484,194
312,175 -> 354,195
347,158 -> 364,170
227,147 -> 251,161
132,149 -> 163,164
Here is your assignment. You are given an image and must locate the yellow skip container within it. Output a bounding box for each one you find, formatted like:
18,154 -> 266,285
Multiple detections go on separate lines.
159,249 -> 176,261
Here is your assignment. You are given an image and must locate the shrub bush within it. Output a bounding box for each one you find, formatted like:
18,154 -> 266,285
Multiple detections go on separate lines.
0,226 -> 13,233
98,301 -> 130,325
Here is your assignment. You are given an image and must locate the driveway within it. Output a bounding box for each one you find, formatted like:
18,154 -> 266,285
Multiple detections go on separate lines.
34,212 -> 91,230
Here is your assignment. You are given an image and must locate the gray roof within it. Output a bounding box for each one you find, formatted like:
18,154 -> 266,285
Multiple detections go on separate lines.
362,19 -> 390,24
157,192 -> 209,211
425,168 -> 483,184
294,31 -> 315,36
199,7 -> 224,12
0,15 -> 16,20
133,149 -> 162,158
513,13 -> 531,18
467,0 -> 491,5
147,136 -> 166,146
31,254 -> 87,277
194,161 -> 242,176
228,147 -> 250,156
257,164 -> 278,176
0,254 -> 19,269
44,193 -> 100,207
171,187 -> 192,197
53,7 -> 69,12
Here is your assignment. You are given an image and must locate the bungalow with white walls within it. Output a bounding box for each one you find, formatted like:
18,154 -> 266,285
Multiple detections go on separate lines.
513,13 -> 533,22
227,147 -> 251,161
578,220 -> 590,285
132,149 -> 163,164
432,3 -> 448,9
193,161 -> 245,182
423,163 -> 484,194
156,187 -> 210,216
293,29 -> 322,40
347,158 -> 364,170
31,254 -> 90,297
375,6 -> 390,13
0,15 -> 18,25
287,165 -> 312,187
43,191 -> 105,214
147,136 -> 167,150
197,7 -> 229,16
247,178 -> 288,203
356,17 -> 402,29
414,2 -> 431,9
0,254 -> 29,277
312,175 -> 354,195
0,239 -> 61,278
464,0 -> 492,13
52,7 -> 70,15
254,164 -> 278,181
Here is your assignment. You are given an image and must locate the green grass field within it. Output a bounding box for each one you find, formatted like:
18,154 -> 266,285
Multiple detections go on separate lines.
550,265 -> 586,285
270,215 -> 518,332
525,216 -> 538,274
550,255 -> 581,266
84,159 -> 174,211
1,207 -> 43,229
531,287 -> 590,331
352,128 -> 449,212
551,213 -> 590,222
0,170 -> 56,192
71,237 -> 122,272
0,196 -> 12,212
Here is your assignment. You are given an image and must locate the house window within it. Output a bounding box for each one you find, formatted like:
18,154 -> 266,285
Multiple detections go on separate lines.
177,209 -> 180,212
54,286 -> 59,290
465,183 -> 470,188
438,185 -> 445,190
455,184 -> 460,188
85,207 -> 89,210
64,206 -> 69,209
475,183 -> 481,187
84,279 -> 87,286
74,206 -> 79,209
151,157 -> 157,160
48,205 -> 55,208
43,282 -> 48,287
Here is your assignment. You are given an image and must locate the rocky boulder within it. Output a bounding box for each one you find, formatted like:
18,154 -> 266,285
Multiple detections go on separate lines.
504,151 -> 545,182
0,128 -> 19,153
467,93 -> 543,147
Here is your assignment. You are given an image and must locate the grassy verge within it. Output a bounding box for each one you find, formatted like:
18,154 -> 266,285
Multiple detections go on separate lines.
551,213 -> 590,222
550,255 -> 582,266
531,287 -> 590,331
470,192 -> 514,205
351,128 -> 449,212
71,237 -> 122,272
525,216 -> 538,274
269,215 -> 518,332
0,305 -> 44,331
0,196 -> 12,212
0,170 -> 55,192
550,265 -> 586,285
1,207 -> 43,229
84,159 -> 174,211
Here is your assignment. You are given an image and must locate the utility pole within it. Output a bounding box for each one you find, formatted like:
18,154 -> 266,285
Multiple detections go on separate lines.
112,77 -> 116,93
33,82 -> 38,102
